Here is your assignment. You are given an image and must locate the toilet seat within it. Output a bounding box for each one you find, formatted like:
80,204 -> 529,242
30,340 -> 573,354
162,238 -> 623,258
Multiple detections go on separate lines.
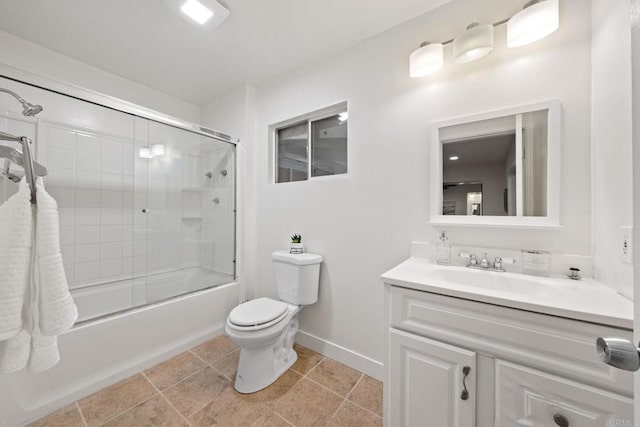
227,298 -> 290,331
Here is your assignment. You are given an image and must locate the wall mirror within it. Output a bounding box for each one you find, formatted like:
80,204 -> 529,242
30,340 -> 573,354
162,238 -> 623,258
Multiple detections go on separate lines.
430,101 -> 561,228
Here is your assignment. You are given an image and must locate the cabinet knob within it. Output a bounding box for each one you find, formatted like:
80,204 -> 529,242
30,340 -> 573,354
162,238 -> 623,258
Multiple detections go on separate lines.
460,366 -> 470,400
553,414 -> 569,427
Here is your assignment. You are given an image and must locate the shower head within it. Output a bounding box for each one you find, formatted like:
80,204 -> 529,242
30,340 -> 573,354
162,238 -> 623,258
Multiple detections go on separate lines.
0,87 -> 43,117
21,102 -> 43,117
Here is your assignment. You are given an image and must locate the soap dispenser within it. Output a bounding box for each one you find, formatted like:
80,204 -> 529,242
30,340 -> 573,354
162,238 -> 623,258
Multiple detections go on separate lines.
436,231 -> 451,265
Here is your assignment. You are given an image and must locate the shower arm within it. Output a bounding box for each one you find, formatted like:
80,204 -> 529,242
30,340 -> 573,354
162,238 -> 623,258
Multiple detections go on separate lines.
0,87 -> 29,106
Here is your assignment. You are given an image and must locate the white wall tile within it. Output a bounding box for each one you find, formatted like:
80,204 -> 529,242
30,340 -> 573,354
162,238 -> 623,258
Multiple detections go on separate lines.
75,262 -> 99,282
76,208 -> 100,226
75,226 -> 100,244
100,225 -> 123,242
100,242 -> 122,260
75,244 -> 100,263
100,258 -> 122,278
60,226 -> 75,246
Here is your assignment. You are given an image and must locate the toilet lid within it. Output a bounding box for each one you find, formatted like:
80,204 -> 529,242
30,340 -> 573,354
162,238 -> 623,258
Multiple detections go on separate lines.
228,297 -> 289,327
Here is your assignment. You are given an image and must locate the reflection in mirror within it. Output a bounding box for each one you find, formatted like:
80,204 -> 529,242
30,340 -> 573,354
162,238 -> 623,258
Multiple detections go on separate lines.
441,109 -> 548,217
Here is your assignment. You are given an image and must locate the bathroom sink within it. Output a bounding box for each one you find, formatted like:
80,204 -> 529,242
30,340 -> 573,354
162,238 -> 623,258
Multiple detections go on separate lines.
427,267 -> 552,296
381,257 -> 633,329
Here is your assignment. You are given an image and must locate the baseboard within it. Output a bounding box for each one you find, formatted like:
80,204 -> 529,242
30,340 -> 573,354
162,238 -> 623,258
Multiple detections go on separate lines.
295,330 -> 384,381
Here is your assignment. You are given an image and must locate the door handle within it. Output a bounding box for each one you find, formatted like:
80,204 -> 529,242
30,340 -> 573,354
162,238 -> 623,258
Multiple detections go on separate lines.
460,366 -> 470,400
596,337 -> 640,371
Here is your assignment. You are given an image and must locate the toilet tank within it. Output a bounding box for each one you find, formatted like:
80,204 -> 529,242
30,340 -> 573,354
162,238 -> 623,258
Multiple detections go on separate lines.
272,251 -> 323,305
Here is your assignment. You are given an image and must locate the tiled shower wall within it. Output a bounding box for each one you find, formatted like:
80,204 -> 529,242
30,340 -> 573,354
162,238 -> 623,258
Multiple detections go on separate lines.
0,81 -> 236,321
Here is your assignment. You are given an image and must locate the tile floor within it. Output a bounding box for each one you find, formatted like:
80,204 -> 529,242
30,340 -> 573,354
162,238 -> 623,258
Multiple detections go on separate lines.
29,336 -> 383,427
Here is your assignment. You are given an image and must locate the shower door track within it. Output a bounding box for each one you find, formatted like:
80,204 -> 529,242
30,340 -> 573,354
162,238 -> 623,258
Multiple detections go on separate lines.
0,64 -> 239,145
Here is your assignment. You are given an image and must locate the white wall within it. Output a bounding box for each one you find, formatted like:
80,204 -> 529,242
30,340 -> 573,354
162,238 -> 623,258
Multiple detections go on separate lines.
0,30 -> 201,123
591,0 -> 634,299
239,0 -> 594,373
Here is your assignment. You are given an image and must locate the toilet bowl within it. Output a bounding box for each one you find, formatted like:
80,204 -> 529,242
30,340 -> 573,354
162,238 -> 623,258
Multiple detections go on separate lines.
225,298 -> 300,393
225,251 -> 322,393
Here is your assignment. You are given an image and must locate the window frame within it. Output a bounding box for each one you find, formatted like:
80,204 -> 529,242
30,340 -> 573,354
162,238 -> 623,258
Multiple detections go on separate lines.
272,102 -> 348,184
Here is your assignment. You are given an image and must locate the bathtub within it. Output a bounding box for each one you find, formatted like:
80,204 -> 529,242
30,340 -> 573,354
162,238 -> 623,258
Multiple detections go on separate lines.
0,281 -> 240,427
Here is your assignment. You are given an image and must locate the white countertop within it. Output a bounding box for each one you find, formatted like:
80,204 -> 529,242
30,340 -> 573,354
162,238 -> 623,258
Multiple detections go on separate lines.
381,257 -> 633,330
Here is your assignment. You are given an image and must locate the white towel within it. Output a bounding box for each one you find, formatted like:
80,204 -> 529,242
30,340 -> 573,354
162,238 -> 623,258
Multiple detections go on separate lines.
33,178 -> 78,336
0,179 -> 33,341
0,178 -> 77,373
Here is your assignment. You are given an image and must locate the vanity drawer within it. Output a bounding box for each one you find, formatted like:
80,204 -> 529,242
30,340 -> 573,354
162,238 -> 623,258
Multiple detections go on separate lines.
495,360 -> 632,427
389,285 -> 633,395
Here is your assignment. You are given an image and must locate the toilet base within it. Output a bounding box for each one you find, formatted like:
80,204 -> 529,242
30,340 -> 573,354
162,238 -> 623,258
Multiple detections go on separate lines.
232,317 -> 299,394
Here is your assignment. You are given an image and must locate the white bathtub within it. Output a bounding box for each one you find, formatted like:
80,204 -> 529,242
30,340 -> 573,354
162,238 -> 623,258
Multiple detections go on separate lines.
0,281 -> 240,427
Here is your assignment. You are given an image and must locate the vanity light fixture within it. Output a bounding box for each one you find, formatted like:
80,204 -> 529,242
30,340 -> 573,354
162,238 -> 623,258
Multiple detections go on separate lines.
409,42 -> 444,77
164,0 -> 229,30
507,0 -> 559,47
453,23 -> 494,64
409,0 -> 560,77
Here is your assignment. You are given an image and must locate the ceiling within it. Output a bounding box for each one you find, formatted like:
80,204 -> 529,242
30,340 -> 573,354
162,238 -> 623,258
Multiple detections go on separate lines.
0,0 -> 450,105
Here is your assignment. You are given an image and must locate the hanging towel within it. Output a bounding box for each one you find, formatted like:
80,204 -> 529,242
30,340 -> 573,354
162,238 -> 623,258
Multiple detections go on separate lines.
0,178 -> 77,373
33,178 -> 78,336
0,179 -> 33,341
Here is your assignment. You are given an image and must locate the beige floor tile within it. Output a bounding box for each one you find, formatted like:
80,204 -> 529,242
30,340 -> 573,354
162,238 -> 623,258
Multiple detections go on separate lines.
326,401 -> 382,427
27,403 -> 85,427
273,378 -> 343,427
144,351 -> 207,390
307,358 -> 362,397
211,349 -> 240,381
188,383 -> 264,427
250,409 -> 292,427
102,395 -> 189,427
191,335 -> 237,364
78,373 -> 157,427
348,375 -> 383,416
291,344 -> 324,375
245,369 -> 303,407
163,366 -> 228,417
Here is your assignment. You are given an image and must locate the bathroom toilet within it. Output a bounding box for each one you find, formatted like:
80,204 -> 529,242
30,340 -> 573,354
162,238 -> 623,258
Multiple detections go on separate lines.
225,250 -> 322,393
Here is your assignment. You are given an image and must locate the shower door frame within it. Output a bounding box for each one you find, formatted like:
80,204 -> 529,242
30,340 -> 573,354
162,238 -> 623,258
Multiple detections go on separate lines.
0,62 -> 240,294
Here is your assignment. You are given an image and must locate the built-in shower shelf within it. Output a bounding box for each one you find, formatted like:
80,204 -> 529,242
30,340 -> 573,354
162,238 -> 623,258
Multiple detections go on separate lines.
181,187 -> 205,192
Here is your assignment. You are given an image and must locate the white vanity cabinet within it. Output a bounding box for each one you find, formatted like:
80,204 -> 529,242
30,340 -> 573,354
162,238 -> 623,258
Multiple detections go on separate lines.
384,284 -> 634,427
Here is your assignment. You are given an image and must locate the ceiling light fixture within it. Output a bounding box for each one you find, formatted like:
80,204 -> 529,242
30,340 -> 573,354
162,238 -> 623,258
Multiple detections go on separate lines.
409,42 -> 444,78
507,0 -> 559,47
453,23 -> 494,64
338,112 -> 349,122
409,0 -> 560,77
181,0 -> 213,24
449,156 -> 459,160
164,0 -> 230,30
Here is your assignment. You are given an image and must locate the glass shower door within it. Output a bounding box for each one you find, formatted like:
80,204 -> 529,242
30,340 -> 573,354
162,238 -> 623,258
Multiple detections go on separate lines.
139,120 -> 235,305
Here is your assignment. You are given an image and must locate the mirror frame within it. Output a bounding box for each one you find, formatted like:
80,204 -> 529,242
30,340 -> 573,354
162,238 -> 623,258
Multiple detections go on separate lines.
430,100 -> 562,228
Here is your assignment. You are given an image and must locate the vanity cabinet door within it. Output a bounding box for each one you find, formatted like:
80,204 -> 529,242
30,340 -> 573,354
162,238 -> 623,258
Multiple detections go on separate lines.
495,360 -> 633,427
388,328 -> 476,427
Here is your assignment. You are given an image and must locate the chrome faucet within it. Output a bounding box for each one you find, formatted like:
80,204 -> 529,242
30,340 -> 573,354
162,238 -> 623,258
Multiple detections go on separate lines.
459,252 -> 516,272
480,253 -> 489,269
